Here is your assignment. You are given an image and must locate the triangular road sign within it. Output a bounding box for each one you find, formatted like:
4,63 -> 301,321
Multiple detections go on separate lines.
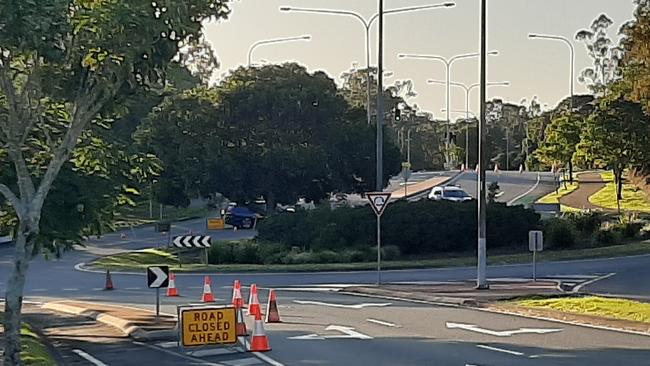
366,192 -> 392,217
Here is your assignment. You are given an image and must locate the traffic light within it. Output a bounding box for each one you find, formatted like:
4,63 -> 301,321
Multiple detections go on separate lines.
394,104 -> 401,122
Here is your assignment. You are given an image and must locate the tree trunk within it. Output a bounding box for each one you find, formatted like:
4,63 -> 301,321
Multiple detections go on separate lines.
568,160 -> 574,185
3,226 -> 33,366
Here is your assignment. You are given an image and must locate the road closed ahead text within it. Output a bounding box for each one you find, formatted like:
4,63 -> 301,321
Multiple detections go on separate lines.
181,307 -> 237,347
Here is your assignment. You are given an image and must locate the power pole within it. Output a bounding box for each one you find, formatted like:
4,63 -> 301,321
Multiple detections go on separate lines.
477,0 -> 489,289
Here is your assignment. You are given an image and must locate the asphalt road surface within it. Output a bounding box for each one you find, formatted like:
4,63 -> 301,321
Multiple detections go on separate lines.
2,215 -> 650,365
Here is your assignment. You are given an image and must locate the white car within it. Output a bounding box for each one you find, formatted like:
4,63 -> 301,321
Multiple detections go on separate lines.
428,186 -> 473,202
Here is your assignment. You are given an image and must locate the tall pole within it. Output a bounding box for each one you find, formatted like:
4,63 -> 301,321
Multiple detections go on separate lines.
247,35 -> 311,66
366,27 -> 372,126
376,0 -> 384,286
477,0 -> 488,290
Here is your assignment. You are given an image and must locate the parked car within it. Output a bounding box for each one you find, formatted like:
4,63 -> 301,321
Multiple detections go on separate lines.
428,185 -> 473,202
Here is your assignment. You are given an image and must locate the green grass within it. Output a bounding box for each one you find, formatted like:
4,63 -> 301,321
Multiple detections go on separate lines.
589,172 -> 650,213
112,201 -> 210,230
537,181 -> 579,204
89,241 -> 650,273
0,314 -> 57,366
515,296 -> 650,324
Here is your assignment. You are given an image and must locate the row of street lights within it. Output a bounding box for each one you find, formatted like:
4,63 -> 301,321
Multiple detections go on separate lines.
255,2 -> 577,290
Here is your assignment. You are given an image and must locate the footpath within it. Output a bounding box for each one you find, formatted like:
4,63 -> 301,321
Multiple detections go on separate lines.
559,172 -> 609,211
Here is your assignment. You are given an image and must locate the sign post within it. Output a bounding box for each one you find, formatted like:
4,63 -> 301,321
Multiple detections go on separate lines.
147,265 -> 169,320
366,192 -> 392,286
528,231 -> 544,281
173,235 -> 212,269
401,162 -> 412,198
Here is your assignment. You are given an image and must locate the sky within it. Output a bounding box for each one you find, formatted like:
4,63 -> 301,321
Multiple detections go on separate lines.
203,0 -> 636,118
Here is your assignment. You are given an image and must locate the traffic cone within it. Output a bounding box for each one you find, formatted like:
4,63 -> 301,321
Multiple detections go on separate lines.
201,276 -> 215,302
104,269 -> 114,290
120,232 -> 127,240
249,311 -> 271,352
265,289 -> 281,323
166,272 -> 179,297
519,164 -> 524,174
461,163 -> 466,171
236,306 -> 248,336
475,164 -> 479,173
232,280 -> 245,308
494,164 -> 500,173
247,284 -> 261,317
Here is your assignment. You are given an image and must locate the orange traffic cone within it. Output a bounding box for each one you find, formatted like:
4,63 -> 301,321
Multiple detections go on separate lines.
265,289 -> 281,323
166,272 -> 179,297
104,269 -> 114,290
249,311 -> 271,352
247,284 -> 261,317
232,280 -> 245,308
201,276 -> 215,302
236,306 -> 248,337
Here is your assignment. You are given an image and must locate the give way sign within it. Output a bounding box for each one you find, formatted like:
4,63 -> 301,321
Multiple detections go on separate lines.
366,192 -> 392,217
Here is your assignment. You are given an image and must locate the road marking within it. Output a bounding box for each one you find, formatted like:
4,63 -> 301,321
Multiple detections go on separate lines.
507,172 -> 541,205
125,287 -> 142,290
62,288 -> 79,291
477,344 -> 525,356
92,287 -> 104,291
188,348 -> 239,357
30,289 -> 48,292
293,300 -> 391,309
72,349 -> 110,366
132,341 -> 226,366
446,322 -> 562,337
289,325 -> 373,340
366,318 -> 400,328
223,358 -> 261,366
252,352 -> 285,366
572,272 -> 616,293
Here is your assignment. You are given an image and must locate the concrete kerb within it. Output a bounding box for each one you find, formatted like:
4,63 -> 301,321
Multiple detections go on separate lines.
41,302 -> 177,342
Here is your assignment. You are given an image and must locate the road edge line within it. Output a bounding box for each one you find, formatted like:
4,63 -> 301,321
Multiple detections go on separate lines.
572,272 -> 616,293
507,172 -> 541,206
72,349 -> 110,366
252,351 -> 286,366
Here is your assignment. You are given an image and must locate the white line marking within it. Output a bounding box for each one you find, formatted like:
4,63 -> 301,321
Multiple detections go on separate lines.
156,341 -> 178,349
92,287 -> 104,291
72,349 -> 109,366
187,348 -> 239,357
366,318 -> 400,328
572,272 -> 616,293
477,344 -> 525,356
508,172 -> 541,205
224,358 -> 261,366
125,287 -> 142,290
252,351 -> 286,366
63,288 -> 79,291
293,300 -> 391,309
30,289 -> 47,292
446,322 -> 562,337
132,341 -> 226,365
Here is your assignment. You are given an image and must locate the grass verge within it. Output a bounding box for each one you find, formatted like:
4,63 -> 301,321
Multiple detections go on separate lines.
0,313 -> 57,366
589,172 -> 650,213
514,296 -> 650,324
87,241 -> 650,273
536,181 -> 579,204
113,201 -> 210,230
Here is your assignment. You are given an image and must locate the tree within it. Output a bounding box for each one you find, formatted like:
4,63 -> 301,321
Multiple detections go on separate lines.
578,92 -> 650,205
576,14 -> 623,95
620,1 -> 650,114
0,1 -> 230,363
535,114 -> 582,184
141,63 -> 401,209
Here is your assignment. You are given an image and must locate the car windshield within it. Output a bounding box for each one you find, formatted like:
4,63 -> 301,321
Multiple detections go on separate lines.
444,190 -> 469,198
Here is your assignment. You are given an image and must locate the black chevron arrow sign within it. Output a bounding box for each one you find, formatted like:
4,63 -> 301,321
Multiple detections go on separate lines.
172,235 -> 212,248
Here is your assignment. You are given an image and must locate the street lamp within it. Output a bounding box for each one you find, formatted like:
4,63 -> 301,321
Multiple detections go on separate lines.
280,2 -> 455,127
429,80 -> 509,168
247,35 -> 311,66
529,33 -> 576,182
398,51 -> 499,169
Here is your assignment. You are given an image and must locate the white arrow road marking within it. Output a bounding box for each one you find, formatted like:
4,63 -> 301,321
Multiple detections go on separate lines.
446,322 -> 562,337
293,300 -> 391,309
288,325 -> 373,340
72,349 -> 109,366
149,267 -> 168,288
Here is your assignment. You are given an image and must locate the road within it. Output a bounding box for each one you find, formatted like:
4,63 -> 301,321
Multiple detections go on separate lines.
2,215 -> 650,365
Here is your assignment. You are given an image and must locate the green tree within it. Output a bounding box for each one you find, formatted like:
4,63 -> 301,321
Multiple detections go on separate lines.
576,14 -> 623,95
578,93 -> 650,204
141,64 -> 401,209
535,114 -> 582,183
0,1 -> 230,363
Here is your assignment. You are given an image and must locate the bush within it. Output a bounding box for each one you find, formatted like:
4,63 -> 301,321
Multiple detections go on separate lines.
543,218 -> 577,249
381,245 -> 402,261
258,201 -> 540,256
596,229 -> 621,245
565,212 -> 603,237
612,221 -> 643,239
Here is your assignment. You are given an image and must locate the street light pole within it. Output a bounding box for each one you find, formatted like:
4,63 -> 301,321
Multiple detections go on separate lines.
477,0 -> 488,290
398,51 -> 498,169
280,3 -> 455,128
429,80 -> 509,169
247,35 -> 311,66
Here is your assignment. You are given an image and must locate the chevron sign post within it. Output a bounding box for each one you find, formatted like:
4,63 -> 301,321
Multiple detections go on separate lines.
172,235 -> 212,266
172,235 -> 212,248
